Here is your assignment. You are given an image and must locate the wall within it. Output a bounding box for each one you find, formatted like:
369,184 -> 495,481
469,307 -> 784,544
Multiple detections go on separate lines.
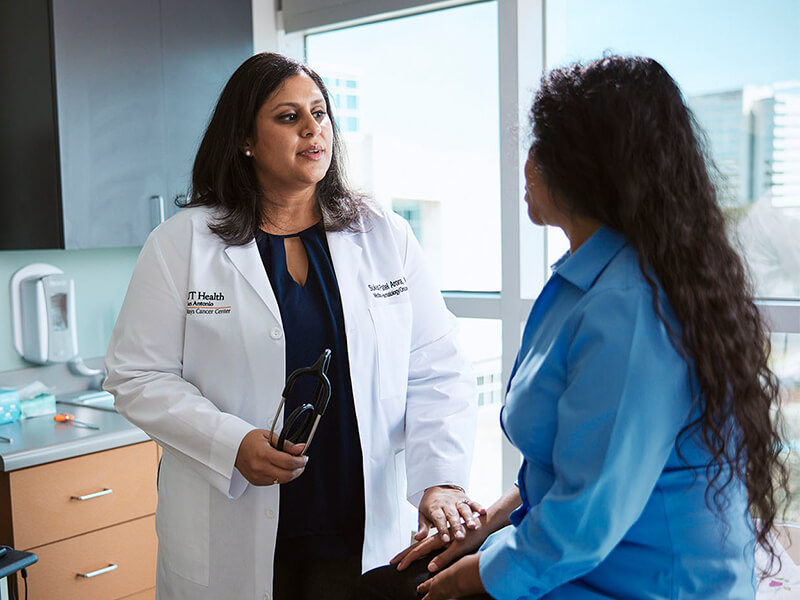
0,247 -> 141,371
253,0 -> 279,53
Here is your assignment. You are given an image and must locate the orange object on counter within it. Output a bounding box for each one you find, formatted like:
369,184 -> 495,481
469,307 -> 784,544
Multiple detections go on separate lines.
53,413 -> 99,430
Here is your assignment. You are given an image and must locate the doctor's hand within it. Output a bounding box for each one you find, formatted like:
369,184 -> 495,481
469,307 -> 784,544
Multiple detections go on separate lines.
417,486 -> 485,545
235,429 -> 307,486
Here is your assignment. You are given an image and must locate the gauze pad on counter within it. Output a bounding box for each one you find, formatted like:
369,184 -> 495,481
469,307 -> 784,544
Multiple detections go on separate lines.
21,393 -> 56,418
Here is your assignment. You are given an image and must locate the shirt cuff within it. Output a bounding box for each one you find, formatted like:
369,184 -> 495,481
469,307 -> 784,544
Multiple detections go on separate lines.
407,480 -> 469,508
209,415 -> 256,499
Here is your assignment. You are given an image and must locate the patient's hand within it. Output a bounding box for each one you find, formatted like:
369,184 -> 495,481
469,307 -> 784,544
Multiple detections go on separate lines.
395,485 -> 522,574
391,510 -> 490,573
416,554 -> 485,600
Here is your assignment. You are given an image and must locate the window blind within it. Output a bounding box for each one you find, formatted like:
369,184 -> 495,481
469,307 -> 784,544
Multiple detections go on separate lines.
280,0 -> 462,33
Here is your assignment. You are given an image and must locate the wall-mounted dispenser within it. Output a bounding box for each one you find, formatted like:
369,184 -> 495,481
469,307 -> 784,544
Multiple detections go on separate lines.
10,264 -> 79,365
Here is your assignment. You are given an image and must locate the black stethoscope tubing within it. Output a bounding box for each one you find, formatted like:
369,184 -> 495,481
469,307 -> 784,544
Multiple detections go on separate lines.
269,348 -> 332,455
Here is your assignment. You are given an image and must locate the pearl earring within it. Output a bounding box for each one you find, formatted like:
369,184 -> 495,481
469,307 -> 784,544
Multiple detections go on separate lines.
245,150 -> 252,157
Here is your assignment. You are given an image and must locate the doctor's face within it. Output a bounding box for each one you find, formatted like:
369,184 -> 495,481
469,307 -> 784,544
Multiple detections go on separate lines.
245,73 -> 333,195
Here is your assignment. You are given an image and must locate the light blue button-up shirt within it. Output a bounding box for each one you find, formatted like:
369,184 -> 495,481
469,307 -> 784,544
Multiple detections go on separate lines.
479,226 -> 755,599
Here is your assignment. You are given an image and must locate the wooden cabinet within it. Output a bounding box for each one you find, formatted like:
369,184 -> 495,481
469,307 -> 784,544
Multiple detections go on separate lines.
25,517 -> 157,600
0,442 -> 160,600
0,0 -> 252,250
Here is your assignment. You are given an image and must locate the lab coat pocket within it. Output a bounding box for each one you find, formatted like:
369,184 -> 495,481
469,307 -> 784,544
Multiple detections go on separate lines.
369,302 -> 412,401
156,451 -> 210,586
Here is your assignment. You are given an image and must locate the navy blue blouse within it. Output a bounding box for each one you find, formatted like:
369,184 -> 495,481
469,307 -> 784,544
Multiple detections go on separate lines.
256,223 -> 365,560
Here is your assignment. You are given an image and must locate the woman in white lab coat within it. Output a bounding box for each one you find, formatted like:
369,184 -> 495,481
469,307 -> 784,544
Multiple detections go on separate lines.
104,52 -> 479,600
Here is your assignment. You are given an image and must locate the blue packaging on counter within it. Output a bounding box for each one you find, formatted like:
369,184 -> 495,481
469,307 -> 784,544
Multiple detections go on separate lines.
0,390 -> 21,424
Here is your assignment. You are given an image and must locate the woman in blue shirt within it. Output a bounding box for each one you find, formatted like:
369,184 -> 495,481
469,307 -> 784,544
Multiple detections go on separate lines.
357,55 -> 789,600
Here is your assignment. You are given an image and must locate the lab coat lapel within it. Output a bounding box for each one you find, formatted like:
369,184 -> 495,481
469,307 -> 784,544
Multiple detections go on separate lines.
326,230 -> 363,313
224,242 -> 282,323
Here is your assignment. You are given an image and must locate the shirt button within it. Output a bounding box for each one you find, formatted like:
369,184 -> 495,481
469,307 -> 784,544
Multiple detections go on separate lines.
269,327 -> 283,340
263,593 -> 271,600
264,508 -> 275,519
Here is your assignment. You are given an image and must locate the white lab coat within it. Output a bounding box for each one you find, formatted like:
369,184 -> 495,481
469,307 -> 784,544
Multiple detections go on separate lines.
104,203 -> 476,600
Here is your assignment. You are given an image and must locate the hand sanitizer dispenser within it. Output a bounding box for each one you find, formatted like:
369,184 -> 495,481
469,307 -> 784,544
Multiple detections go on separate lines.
10,264 -> 79,365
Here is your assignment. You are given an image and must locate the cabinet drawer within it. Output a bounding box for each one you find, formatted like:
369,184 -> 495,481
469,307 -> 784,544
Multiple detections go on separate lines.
120,588 -> 155,600
10,442 -> 157,549
18,515 -> 156,600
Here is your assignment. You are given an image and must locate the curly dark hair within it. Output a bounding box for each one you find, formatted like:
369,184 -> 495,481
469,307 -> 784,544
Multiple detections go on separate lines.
529,55 -> 789,572
182,52 -> 366,245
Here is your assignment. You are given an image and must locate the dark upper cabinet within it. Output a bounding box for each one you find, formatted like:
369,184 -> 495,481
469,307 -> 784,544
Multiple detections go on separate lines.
0,0 -> 252,250
52,0 -> 167,249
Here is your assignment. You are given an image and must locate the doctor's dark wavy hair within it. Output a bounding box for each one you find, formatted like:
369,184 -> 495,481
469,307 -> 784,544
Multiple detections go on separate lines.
529,56 -> 788,571
183,52 -> 366,245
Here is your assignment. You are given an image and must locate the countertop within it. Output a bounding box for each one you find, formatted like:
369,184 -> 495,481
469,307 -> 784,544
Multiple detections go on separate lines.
0,398 -> 148,472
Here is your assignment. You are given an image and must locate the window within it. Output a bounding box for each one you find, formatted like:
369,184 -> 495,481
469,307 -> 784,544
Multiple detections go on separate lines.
344,116 -> 359,132
772,332 -> 800,522
290,0 -> 800,508
457,318 -> 503,505
291,0 -> 534,491
544,0 -> 800,302
391,199 -> 424,242
305,2 -> 507,497
307,2 -> 501,292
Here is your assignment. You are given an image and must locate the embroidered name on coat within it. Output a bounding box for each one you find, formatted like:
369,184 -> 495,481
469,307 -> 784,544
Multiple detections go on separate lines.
368,278 -> 408,299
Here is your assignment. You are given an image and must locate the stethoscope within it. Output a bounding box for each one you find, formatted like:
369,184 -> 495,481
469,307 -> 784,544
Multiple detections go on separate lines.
269,348 -> 332,455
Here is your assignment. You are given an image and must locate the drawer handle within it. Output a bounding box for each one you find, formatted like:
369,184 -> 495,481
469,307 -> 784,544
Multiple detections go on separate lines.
78,563 -> 118,578
71,488 -> 113,501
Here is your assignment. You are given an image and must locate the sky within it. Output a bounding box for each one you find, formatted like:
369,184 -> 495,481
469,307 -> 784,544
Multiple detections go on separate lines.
547,0 -> 800,96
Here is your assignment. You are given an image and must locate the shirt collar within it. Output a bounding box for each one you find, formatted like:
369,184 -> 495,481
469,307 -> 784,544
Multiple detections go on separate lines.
551,226 -> 628,292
